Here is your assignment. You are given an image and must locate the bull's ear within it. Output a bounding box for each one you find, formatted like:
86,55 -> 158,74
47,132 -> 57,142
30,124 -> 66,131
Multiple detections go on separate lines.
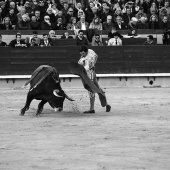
53,89 -> 64,98
64,93 -> 75,101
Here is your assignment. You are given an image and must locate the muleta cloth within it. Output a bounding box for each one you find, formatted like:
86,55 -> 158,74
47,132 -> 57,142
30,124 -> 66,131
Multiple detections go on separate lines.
69,61 -> 107,107
24,65 -> 60,90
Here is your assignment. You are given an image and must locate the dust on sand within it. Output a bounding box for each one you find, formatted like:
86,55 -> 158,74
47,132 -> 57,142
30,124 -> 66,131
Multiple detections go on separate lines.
0,87 -> 170,170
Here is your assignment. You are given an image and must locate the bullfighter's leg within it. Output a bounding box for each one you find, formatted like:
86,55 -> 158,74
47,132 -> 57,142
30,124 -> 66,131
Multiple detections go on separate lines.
20,93 -> 34,116
36,100 -> 47,116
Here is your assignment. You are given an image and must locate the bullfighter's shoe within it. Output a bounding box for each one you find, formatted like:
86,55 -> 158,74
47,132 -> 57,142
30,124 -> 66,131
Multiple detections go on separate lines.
83,110 -> 95,114
106,105 -> 111,112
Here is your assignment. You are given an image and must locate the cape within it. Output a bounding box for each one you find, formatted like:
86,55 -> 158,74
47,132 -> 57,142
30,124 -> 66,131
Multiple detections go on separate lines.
69,61 -> 106,107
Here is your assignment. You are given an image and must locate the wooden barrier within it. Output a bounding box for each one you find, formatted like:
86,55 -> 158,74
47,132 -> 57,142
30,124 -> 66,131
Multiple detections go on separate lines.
0,46 -> 169,75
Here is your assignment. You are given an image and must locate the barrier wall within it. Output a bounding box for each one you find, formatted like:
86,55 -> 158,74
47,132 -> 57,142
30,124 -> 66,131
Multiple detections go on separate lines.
0,46 -> 169,75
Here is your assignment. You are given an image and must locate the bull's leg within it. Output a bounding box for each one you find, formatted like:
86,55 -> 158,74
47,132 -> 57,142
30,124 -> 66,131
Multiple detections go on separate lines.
36,100 -> 47,116
20,93 -> 34,116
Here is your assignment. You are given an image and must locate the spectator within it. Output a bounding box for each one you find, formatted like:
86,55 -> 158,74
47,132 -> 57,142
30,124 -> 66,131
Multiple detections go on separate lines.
138,16 -> 149,29
148,14 -> 160,29
41,15 -> 54,30
113,16 -> 127,30
0,34 -> 7,46
29,31 -> 41,45
124,28 -> 141,38
40,33 -> 54,46
54,17 -> 65,30
150,2 -> 159,15
7,8 -> 18,29
143,35 -> 156,45
159,7 -> 168,22
102,15 -> 114,31
66,17 -> 79,30
35,0 -> 47,17
9,33 -> 27,47
24,1 -> 33,14
89,16 -> 102,30
108,27 -> 123,39
45,7 -> 56,23
49,30 -> 57,40
122,7 -> 134,26
61,31 -> 73,39
76,29 -> 88,46
18,14 -> 31,30
77,15 -> 89,30
107,32 -> 122,46
61,2 -> 69,16
34,10 -> 42,23
17,0 -> 25,12
29,38 -> 39,46
9,1 -> 18,14
91,34 -> 103,46
30,15 -> 40,30
0,17 -> 13,30
142,0 -> 152,14
113,7 -> 123,23
77,9 -> 85,21
160,1 -> 170,18
17,7 -> 26,23
0,7 -> 3,24
162,30 -> 170,45
65,7 -> 75,24
100,3 -> 112,23
51,4 -> 59,16
127,17 -> 139,30
135,6 -> 148,21
56,11 -> 66,26
159,15 -> 170,30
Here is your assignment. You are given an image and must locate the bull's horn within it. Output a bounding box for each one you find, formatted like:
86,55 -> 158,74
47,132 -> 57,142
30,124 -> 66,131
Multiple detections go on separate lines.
53,90 -> 63,98
64,93 -> 75,101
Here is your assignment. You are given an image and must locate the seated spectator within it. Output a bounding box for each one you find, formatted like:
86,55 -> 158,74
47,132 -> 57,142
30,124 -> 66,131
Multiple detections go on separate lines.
108,27 -> 123,39
53,17 -> 65,30
66,17 -> 79,31
60,31 -> 73,39
135,6 -> 147,21
7,8 -> 18,29
51,4 -> 59,16
29,31 -> 41,45
122,7 -> 134,26
143,35 -> 156,45
56,11 -> 66,27
77,15 -> 89,31
113,7 -> 123,23
17,7 -> 26,23
49,30 -> 57,40
9,33 -> 27,47
65,7 -> 75,24
108,32 -> 122,46
102,15 -> 114,31
0,7 -> 3,24
89,16 -> 102,30
34,10 -> 43,23
17,0 -> 25,12
30,15 -> 40,30
24,1 -> 33,14
91,34 -> 103,46
45,7 -> 56,23
0,17 -> 13,30
113,16 -> 127,30
159,15 -> 170,30
0,34 -> 7,46
137,16 -> 149,29
17,14 -> 31,30
148,14 -> 160,29
76,29 -> 88,46
127,17 -> 139,30
29,38 -> 39,46
124,28 -> 141,38
40,33 -> 54,46
41,15 -> 55,30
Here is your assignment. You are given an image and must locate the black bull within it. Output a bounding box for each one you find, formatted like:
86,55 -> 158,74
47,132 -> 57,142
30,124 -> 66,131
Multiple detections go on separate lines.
20,65 -> 74,116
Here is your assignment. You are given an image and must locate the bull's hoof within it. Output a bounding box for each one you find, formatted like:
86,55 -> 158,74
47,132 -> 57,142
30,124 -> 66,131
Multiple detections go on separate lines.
20,110 -> 25,116
36,114 -> 41,117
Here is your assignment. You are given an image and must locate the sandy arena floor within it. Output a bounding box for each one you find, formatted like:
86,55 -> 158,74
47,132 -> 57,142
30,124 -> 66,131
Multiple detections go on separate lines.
0,87 -> 170,170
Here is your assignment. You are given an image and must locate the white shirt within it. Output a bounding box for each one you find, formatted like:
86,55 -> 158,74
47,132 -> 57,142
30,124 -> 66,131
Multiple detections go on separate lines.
81,22 -> 86,30
108,38 -> 122,46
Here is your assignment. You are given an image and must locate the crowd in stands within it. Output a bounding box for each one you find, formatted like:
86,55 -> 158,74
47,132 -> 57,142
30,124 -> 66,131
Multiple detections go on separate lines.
0,0 -> 170,46
0,0 -> 170,31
